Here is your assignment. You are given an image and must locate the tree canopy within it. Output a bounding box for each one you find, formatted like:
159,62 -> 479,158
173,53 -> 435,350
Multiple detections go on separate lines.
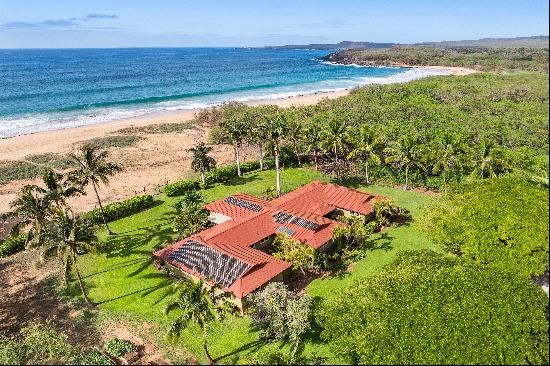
421,177 -> 549,277
317,250 -> 549,365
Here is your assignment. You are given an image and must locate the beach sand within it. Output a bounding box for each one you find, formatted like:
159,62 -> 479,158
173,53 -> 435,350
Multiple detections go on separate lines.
0,66 -> 474,214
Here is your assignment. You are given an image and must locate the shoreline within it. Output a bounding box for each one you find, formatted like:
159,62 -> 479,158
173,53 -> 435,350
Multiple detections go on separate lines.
0,65 -> 473,214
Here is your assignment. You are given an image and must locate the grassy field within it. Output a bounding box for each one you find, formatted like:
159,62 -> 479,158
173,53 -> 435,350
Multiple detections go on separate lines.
77,167 -> 437,364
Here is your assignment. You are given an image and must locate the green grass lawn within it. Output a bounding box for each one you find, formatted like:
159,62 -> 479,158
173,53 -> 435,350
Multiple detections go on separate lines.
77,168 -> 437,364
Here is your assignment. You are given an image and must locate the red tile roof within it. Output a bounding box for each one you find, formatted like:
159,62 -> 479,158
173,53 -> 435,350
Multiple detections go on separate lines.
154,181 -> 379,299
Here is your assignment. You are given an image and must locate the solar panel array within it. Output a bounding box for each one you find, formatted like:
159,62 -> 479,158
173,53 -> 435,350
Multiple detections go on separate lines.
273,211 -> 321,231
224,196 -> 263,212
168,240 -> 250,288
277,226 -> 296,236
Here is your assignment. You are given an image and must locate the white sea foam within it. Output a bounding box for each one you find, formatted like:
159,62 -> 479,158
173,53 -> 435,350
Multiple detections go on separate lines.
0,67 -> 449,139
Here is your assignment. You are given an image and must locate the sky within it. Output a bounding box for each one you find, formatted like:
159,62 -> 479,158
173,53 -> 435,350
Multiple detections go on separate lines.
0,0 -> 548,48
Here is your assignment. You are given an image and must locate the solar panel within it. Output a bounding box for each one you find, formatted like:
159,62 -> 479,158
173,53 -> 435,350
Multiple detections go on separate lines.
277,226 -> 295,236
224,196 -> 262,212
168,240 -> 250,287
273,211 -> 321,231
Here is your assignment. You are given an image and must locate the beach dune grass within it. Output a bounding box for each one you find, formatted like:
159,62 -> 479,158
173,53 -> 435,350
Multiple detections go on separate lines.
0,160 -> 44,185
77,135 -> 145,150
114,121 -> 197,135
76,168 -> 435,363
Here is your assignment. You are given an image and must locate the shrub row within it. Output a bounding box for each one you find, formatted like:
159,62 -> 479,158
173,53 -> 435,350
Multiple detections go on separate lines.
85,194 -> 154,224
165,160 -> 267,197
0,234 -> 26,258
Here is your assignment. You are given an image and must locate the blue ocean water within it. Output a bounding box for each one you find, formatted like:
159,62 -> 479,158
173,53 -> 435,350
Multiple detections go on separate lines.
0,48 -> 446,137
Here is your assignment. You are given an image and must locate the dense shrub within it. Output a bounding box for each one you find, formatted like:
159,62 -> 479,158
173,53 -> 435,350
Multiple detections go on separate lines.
104,338 -> 135,357
421,177 -> 549,277
205,160 -> 261,184
0,234 -> 26,257
80,350 -> 114,365
164,179 -> 200,197
249,282 -> 312,348
317,250 -> 549,365
85,194 -> 154,224
272,233 -> 316,273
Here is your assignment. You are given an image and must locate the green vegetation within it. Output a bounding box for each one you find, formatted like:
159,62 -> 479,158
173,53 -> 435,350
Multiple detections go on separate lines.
273,234 -> 316,273
189,142 -> 217,185
0,233 -> 26,257
85,194 -> 154,224
0,160 -> 43,185
80,350 -> 114,365
172,192 -> 211,239
323,47 -> 549,73
104,338 -> 136,357
164,179 -> 201,197
78,135 -> 144,149
114,121 -> 196,135
0,321 -> 78,365
421,177 -> 549,277
25,152 -> 78,170
317,250 -> 549,365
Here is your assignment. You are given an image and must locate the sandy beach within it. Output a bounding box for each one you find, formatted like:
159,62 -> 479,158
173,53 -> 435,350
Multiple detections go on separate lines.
0,66 -> 474,214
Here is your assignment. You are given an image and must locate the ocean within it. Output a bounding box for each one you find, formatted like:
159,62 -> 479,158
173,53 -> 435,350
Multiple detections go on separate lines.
0,48 -> 448,138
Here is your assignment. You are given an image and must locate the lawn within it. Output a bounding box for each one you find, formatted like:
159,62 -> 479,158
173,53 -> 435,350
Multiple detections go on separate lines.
77,167 -> 437,364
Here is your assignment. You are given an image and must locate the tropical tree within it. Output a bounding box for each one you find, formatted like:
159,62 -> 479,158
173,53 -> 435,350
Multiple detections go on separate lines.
164,281 -> 230,365
347,124 -> 385,184
265,109 -> 289,196
245,106 -> 270,170
210,103 -> 248,177
384,133 -> 426,190
303,117 -> 325,171
322,112 -> 349,180
1,185 -> 51,245
188,142 -> 216,185
38,168 -> 83,209
41,209 -> 98,306
470,139 -> 511,179
69,144 -> 122,235
285,108 -> 305,166
431,133 -> 466,190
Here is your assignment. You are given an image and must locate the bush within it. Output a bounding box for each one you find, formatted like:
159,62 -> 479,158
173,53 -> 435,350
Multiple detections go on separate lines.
249,282 -> 312,347
272,234 -> 316,273
104,338 -> 136,357
85,194 -> 154,224
317,250 -> 549,365
0,234 -> 26,257
80,350 -> 114,365
372,197 -> 402,227
164,179 -> 200,197
421,177 -> 549,277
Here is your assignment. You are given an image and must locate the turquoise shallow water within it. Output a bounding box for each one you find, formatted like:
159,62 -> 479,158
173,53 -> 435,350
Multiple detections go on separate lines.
0,48 -> 446,137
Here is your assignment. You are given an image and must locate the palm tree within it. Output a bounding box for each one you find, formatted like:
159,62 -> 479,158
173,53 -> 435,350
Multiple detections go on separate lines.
164,281 -> 230,365
41,209 -> 98,306
39,168 -> 83,209
188,142 -> 216,185
384,133 -> 426,190
285,109 -> 305,166
245,107 -> 269,171
470,139 -> 511,179
266,109 -> 288,196
431,133 -> 465,190
347,125 -> 385,184
304,117 -> 324,171
323,112 -> 349,180
69,144 -> 122,235
1,185 -> 51,245
211,103 -> 248,177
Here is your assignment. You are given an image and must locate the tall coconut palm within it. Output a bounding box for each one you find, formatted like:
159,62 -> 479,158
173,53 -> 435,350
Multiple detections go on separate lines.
39,168 -> 83,209
188,142 -> 217,185
2,185 -> 51,245
431,133 -> 466,190
245,107 -> 269,171
266,109 -> 288,196
470,139 -> 511,179
164,281 -> 230,365
323,112 -> 349,180
347,125 -> 385,184
384,133 -> 426,190
69,144 -> 122,235
41,209 -> 98,306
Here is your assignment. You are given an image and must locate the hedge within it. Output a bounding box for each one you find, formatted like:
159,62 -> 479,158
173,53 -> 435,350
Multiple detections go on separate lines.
85,194 -> 154,224
0,234 -> 26,258
165,160 -> 265,197
164,179 -> 200,197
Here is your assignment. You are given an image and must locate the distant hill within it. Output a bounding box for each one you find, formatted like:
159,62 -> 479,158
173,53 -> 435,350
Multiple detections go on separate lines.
414,35 -> 549,48
262,36 -> 548,51
263,41 -> 396,50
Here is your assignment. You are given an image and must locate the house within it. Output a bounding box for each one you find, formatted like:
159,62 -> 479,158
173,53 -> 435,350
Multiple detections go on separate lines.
154,181 -> 379,308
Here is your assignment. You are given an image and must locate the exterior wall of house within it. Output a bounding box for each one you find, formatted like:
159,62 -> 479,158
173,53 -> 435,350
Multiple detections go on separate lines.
252,234 -> 275,251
